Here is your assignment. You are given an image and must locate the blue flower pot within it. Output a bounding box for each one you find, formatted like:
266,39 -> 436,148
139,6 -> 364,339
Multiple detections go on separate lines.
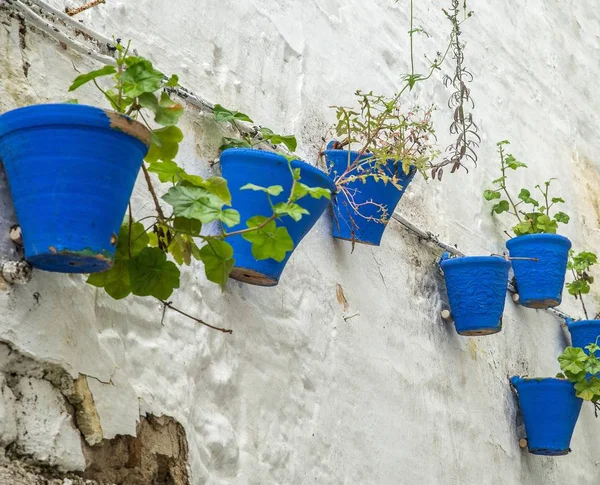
220,149 -> 335,286
510,377 -> 582,456
567,320 -> 600,351
0,104 -> 150,273
440,254 -> 510,336
506,234 -> 571,308
325,148 -> 416,246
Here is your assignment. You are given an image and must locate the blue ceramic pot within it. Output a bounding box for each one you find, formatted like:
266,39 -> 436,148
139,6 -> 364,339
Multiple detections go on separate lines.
0,104 -> 150,273
440,254 -> 510,336
567,320 -> 600,351
325,148 -> 416,246
220,149 -> 335,286
506,234 -> 571,308
510,377 -> 582,455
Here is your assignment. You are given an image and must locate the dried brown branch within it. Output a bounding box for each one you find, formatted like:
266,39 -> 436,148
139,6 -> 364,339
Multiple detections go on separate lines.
66,0 -> 106,17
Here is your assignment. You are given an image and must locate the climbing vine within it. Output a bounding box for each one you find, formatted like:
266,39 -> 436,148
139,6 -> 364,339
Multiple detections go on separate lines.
68,41 -> 330,330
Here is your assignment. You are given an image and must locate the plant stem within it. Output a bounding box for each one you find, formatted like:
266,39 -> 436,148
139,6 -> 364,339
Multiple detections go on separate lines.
409,0 -> 415,77
127,203 -> 133,258
159,300 -> 233,334
498,144 -> 523,223
141,163 -> 166,222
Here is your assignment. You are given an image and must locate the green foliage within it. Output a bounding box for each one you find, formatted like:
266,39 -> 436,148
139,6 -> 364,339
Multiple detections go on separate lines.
483,141 -> 570,236
558,342 -> 600,406
74,40 -> 332,303
566,250 -> 598,319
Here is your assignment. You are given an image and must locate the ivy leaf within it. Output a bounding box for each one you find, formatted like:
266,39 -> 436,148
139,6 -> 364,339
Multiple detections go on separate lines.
173,217 -> 202,236
220,209 -> 241,227
274,202 -> 309,222
128,247 -> 180,299
241,183 -> 284,196
555,211 -> 570,224
518,189 -> 539,206
145,126 -> 184,163
213,104 -> 253,123
198,238 -> 235,288
483,190 -> 501,201
86,259 -> 131,300
138,92 -> 184,126
220,137 -> 252,151
69,65 -> 116,91
121,60 -> 165,98
292,183 -> 332,201
147,160 -> 184,183
203,177 -> 232,205
559,346 -> 588,375
574,377 -> 600,401
163,186 -> 226,224
491,200 -> 509,214
242,216 -> 294,262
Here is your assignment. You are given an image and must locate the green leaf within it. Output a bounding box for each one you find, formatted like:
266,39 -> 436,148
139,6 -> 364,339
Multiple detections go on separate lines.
168,234 -> 192,266
220,209 -> 241,227
165,74 -> 179,87
558,346 -> 588,375
518,189 -> 539,206
213,104 -> 253,123
86,259 -> 131,300
163,185 -> 232,224
147,160 -> 184,183
552,197 -> 565,204
555,211 -> 570,224
198,238 -> 235,288
292,183 -> 332,201
274,202 -> 309,222
513,221 -> 533,236
574,377 -> 600,401
241,216 -> 294,262
505,154 -> 527,170
173,217 -> 202,236
121,60 -> 165,98
259,128 -> 297,152
483,190 -> 501,201
219,137 -> 252,151
69,65 -> 117,91
139,92 -> 184,126
241,183 -> 284,196
203,177 -> 232,205
491,200 -> 509,214
145,126 -> 184,163
128,247 -> 180,299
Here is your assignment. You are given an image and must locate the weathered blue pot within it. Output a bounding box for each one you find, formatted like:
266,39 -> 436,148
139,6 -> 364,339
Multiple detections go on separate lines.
567,320 -> 600,351
220,149 -> 335,286
510,377 -> 582,455
0,104 -> 150,273
506,234 -> 571,308
440,254 -> 510,336
325,147 -> 416,246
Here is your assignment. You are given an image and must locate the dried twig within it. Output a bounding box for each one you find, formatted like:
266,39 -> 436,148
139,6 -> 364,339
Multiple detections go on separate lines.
159,300 -> 233,334
66,0 -> 105,16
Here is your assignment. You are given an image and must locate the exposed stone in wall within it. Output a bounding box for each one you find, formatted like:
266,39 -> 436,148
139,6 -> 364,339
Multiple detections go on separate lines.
82,415 -> 189,485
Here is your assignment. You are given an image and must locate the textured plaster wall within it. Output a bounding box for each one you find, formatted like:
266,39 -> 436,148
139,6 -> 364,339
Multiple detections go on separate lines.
0,0 -> 600,483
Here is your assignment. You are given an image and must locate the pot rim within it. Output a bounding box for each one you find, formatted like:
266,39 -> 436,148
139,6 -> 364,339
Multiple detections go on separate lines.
221,148 -> 337,193
0,103 -> 151,147
440,255 -> 509,269
506,233 -> 571,249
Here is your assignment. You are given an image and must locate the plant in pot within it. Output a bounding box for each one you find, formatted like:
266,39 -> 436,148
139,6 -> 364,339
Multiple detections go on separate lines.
484,140 -> 571,308
0,40 -> 330,332
320,0 -> 479,247
563,250 -> 600,352
212,105 -> 335,286
439,252 -> 510,336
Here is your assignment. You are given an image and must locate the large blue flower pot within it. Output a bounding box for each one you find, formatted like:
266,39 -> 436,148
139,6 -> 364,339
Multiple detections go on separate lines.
325,148 -> 416,246
567,320 -> 600,350
0,104 -> 150,273
440,254 -> 510,336
220,149 -> 335,286
506,234 -> 571,308
510,377 -> 582,456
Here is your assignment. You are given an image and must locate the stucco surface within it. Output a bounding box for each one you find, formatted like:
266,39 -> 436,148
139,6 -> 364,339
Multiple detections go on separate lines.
0,1 -> 600,483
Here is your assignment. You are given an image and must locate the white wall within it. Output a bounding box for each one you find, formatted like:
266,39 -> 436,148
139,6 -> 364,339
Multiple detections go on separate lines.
1,0 -> 600,483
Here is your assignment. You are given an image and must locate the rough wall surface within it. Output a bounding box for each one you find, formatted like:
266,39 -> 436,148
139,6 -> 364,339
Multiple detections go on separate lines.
0,1 -> 600,484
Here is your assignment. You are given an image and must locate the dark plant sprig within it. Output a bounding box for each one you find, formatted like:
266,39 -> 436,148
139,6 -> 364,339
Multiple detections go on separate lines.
433,0 -> 479,180
566,250 -> 599,320
68,41 -> 331,325
483,140 -> 570,236
558,341 -> 600,417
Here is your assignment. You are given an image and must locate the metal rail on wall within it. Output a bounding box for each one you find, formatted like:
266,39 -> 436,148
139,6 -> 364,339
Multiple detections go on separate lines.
4,0 -> 575,326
